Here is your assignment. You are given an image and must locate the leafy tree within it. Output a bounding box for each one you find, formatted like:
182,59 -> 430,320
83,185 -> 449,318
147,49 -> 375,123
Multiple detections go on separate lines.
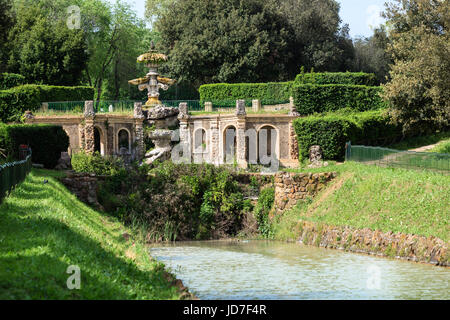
155,0 -> 293,86
0,0 -> 15,72
353,26 -> 391,84
6,0 -> 88,85
273,0 -> 355,75
382,0 -> 450,134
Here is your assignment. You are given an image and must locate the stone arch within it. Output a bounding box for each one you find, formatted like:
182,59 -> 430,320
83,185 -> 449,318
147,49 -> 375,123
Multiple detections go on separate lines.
117,128 -> 131,154
222,124 -> 237,164
94,126 -> 106,156
194,128 -> 208,153
257,124 -> 280,163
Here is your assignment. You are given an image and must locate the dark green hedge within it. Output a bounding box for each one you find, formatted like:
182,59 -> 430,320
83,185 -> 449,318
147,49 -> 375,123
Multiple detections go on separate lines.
293,84 -> 387,115
295,72 -> 378,86
0,124 -> 69,168
293,110 -> 403,161
199,82 -> 293,105
0,73 -> 26,90
0,84 -> 94,122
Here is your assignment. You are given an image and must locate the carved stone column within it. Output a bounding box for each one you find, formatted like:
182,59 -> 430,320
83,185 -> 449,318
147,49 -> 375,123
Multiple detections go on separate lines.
134,102 -> 146,161
210,118 -> 220,165
289,122 -> 299,161
236,100 -> 248,168
84,101 -> 96,154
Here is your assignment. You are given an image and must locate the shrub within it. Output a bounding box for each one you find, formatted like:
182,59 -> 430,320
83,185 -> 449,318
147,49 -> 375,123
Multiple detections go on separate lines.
0,73 -> 26,90
294,72 -> 378,86
254,187 -> 275,238
293,110 -> 402,161
199,82 -> 293,106
0,84 -> 95,122
292,84 -> 387,115
0,124 -> 69,168
71,151 -> 123,176
98,162 -> 246,241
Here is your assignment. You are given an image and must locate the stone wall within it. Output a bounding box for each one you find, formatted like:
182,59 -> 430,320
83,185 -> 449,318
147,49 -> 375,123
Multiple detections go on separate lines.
274,171 -> 337,213
296,221 -> 449,267
60,173 -> 105,209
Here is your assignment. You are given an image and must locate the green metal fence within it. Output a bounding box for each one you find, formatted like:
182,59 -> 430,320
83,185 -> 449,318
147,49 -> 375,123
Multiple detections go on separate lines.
0,150 -> 33,203
42,98 -> 290,114
345,142 -> 450,172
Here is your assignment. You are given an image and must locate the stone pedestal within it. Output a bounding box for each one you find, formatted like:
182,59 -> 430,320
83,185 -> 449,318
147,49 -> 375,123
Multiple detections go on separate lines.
205,102 -> 213,112
252,100 -> 261,112
236,118 -> 247,169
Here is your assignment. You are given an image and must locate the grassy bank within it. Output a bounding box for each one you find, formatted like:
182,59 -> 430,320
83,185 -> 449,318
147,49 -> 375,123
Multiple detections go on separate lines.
387,131 -> 450,151
276,162 -> 449,242
0,169 -> 181,299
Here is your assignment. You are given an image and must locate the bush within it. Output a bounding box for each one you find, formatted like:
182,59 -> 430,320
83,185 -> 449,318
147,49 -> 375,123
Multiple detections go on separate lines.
98,162 -> 246,241
0,84 -> 95,122
294,72 -> 378,86
293,110 -> 402,161
199,82 -> 293,105
292,84 -> 387,115
254,187 -> 275,238
0,73 -> 26,90
0,124 -> 69,168
71,151 -> 123,176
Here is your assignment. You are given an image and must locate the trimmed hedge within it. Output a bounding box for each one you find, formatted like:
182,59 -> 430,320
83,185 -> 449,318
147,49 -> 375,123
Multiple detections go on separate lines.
0,73 -> 26,90
0,124 -> 69,168
293,110 -> 402,161
294,72 -> 378,86
199,82 -> 293,105
293,84 -> 387,115
0,84 -> 94,122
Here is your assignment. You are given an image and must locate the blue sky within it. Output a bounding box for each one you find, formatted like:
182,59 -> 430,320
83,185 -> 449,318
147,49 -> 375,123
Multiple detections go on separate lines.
111,0 -> 389,38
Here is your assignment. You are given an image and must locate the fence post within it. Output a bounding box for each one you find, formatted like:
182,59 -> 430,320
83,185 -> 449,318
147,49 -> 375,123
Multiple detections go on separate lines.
345,141 -> 351,161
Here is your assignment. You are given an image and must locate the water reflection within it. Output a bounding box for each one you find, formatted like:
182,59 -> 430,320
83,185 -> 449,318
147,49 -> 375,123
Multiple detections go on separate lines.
150,240 -> 450,300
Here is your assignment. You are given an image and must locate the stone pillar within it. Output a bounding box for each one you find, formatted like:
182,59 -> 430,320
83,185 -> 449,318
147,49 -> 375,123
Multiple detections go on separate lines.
84,100 -> 95,117
205,102 -> 213,112
289,122 -> 299,161
84,100 -> 95,154
236,117 -> 247,169
41,102 -> 49,113
84,120 -> 95,154
236,100 -> 246,116
288,96 -> 300,116
252,99 -> 261,112
210,118 -> 220,165
134,102 -> 146,161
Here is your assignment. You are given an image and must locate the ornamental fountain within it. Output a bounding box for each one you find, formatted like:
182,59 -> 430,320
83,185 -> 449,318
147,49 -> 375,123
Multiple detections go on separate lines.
129,42 -> 179,164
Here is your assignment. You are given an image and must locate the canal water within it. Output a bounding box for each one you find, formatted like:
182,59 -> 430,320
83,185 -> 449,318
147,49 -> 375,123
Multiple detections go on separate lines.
150,240 -> 450,300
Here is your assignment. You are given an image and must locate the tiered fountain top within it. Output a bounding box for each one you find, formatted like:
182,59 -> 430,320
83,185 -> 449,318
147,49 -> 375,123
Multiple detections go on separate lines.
128,41 -> 175,108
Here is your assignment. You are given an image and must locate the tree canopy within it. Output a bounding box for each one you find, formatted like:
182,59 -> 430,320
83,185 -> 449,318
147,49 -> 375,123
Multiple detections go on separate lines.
155,0 -> 355,85
382,0 -> 450,134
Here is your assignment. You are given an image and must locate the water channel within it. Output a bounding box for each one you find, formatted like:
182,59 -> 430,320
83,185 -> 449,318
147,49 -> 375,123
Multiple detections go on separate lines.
150,240 -> 450,300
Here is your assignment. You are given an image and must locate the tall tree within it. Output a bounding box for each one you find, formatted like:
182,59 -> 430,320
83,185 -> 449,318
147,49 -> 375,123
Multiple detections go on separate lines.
6,0 -> 87,85
155,0 -> 292,86
353,26 -> 391,84
0,0 -> 15,72
272,0 -> 354,74
382,0 -> 450,134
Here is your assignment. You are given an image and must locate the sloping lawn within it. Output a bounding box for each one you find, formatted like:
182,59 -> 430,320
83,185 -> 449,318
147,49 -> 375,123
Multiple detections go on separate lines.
0,169 -> 180,300
277,162 -> 450,242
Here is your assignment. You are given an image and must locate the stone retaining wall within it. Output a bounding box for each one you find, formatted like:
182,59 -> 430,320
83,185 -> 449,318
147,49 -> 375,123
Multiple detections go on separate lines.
60,173 -> 105,209
274,171 -> 337,213
296,221 -> 449,267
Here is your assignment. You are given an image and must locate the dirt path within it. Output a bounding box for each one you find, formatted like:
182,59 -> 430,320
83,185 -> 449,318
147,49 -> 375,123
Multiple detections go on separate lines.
408,143 -> 439,152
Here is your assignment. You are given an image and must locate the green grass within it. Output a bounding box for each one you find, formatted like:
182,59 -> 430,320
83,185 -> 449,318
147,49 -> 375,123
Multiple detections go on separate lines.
429,139 -> 450,154
277,162 -> 450,242
387,131 -> 450,150
0,169 -> 181,299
